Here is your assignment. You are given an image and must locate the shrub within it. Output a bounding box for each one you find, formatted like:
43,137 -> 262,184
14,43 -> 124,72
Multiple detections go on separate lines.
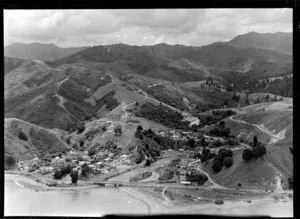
225,138 -> 239,146
212,160 -> 223,173
209,128 -> 220,136
114,125 -> 122,136
133,149 -> 144,164
70,169 -> 79,184
54,170 -> 63,179
77,124 -> 85,134
88,149 -> 96,157
223,157 -> 233,168
242,149 -> 254,161
215,200 -> 224,205
66,137 -> 71,145
210,139 -> 223,148
219,128 -> 230,137
79,140 -> 84,147
18,131 -> 28,141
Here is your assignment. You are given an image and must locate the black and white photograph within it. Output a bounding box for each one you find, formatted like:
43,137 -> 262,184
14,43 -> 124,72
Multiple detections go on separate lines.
4,8 -> 293,217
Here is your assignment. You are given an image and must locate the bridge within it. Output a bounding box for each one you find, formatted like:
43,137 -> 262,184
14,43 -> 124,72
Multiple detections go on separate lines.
93,181 -> 134,187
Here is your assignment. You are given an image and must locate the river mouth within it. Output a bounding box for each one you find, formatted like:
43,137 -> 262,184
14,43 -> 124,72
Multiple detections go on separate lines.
4,175 -> 149,216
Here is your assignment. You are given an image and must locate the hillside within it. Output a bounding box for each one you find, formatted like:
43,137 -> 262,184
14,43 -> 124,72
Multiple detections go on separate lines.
227,32 -> 292,55
201,100 -> 293,189
4,118 -> 69,161
4,42 -> 89,61
51,36 -> 292,84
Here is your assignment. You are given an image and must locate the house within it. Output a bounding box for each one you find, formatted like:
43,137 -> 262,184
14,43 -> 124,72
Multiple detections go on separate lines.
179,149 -> 185,152
180,181 -> 191,185
40,166 -> 54,175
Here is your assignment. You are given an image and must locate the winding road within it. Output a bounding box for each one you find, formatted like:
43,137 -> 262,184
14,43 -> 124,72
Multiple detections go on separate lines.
228,116 -> 286,144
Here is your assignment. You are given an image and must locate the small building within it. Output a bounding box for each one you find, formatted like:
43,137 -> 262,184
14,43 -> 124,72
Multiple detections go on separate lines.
180,181 -> 191,185
179,149 -> 185,152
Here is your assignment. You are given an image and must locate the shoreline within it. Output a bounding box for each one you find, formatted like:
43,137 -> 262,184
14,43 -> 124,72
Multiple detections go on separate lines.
5,172 -> 293,216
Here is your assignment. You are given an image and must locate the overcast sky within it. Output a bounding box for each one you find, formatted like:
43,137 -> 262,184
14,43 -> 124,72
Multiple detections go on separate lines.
4,9 -> 292,48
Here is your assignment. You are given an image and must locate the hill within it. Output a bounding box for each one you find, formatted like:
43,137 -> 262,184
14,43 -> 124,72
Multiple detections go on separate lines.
227,32 -> 292,55
201,100 -> 293,189
51,36 -> 292,84
4,42 -> 89,61
4,118 -> 69,161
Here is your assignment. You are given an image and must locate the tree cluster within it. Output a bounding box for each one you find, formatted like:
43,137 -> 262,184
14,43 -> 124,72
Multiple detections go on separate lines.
212,149 -> 233,173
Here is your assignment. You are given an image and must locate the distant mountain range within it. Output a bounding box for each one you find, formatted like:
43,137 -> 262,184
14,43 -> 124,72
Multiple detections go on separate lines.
227,31 -> 292,55
4,31 -> 292,62
4,42 -> 90,61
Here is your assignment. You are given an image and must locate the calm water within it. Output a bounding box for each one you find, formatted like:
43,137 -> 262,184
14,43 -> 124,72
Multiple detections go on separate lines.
4,178 -> 149,216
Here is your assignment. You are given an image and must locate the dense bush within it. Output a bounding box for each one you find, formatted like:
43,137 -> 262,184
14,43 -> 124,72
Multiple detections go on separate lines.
212,160 -> 223,173
252,145 -> 267,158
214,149 -> 233,164
210,139 -> 223,148
242,145 -> 267,161
5,155 -> 16,170
186,169 -> 208,185
135,103 -> 189,129
225,138 -> 239,146
223,157 -> 233,168
242,149 -> 254,161
18,131 -> 28,141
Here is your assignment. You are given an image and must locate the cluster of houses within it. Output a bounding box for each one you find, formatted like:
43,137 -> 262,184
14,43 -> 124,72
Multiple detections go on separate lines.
158,129 -> 203,141
17,149 -> 132,178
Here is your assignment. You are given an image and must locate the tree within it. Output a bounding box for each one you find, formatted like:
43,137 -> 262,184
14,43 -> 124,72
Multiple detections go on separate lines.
245,93 -> 249,105
187,138 -> 195,148
253,136 -> 258,148
288,176 -> 293,189
71,169 -> 79,184
145,159 -> 151,167
201,154 -> 209,163
54,170 -> 63,179
212,160 -> 223,173
114,125 -> 122,136
265,94 -> 270,102
18,131 -> 28,141
210,139 -> 223,148
223,157 -> 233,168
242,149 -> 253,161
81,163 -> 90,177
218,121 -> 225,129
252,145 -> 267,158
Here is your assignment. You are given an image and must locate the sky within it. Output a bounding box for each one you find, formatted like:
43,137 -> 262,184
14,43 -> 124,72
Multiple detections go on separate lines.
4,9 -> 292,48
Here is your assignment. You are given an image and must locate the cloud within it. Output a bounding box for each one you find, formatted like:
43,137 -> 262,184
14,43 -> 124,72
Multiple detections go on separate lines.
4,9 -> 292,47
